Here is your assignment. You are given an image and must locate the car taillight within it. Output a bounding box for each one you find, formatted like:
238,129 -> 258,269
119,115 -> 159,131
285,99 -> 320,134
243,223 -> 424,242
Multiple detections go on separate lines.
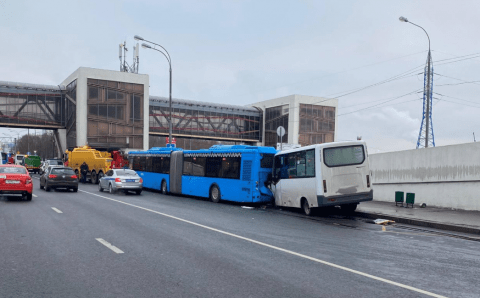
115,178 -> 121,182
49,174 -> 57,178
71,175 -> 77,179
323,180 -> 327,193
366,175 -> 370,188
139,178 -> 143,183
25,179 -> 32,185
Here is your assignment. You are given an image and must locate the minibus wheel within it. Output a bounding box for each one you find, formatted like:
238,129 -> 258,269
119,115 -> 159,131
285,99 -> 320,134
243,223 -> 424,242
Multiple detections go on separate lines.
210,185 -> 221,203
302,198 -> 313,216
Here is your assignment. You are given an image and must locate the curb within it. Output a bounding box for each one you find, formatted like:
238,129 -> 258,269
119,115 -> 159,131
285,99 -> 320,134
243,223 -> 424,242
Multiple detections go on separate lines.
354,211 -> 480,236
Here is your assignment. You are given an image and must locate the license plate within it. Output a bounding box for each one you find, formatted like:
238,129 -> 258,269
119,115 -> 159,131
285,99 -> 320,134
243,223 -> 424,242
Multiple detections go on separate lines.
126,179 -> 135,182
6,180 -> 20,184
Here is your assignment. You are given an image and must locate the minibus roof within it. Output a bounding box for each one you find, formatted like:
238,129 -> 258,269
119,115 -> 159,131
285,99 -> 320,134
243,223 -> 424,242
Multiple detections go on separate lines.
275,141 -> 366,155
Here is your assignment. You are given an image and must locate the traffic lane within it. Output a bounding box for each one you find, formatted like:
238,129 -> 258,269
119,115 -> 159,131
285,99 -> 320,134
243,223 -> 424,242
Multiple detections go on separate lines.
17,186 -> 429,298
25,178 -> 476,296
71,184 -> 477,297
0,190 -> 103,297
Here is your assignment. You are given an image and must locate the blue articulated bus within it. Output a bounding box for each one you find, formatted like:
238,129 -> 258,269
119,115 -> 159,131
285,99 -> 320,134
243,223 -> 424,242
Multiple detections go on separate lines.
128,145 -> 277,203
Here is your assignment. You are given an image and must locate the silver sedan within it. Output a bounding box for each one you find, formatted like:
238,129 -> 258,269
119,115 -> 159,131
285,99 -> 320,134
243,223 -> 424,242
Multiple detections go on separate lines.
98,169 -> 143,195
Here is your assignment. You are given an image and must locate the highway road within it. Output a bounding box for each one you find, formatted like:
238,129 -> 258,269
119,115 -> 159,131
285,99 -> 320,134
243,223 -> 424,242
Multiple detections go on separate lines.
0,176 -> 478,298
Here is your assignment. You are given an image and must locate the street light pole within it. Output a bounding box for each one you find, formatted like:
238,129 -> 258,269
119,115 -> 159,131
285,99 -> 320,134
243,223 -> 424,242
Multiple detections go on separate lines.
134,35 -> 173,146
399,16 -> 434,148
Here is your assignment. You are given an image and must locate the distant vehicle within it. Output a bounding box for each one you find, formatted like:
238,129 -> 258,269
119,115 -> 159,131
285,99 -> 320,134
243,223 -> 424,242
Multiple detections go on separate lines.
128,145 -> 277,203
65,146 -> 112,184
40,166 -> 78,192
0,165 -> 33,201
39,159 -> 63,175
110,150 -> 129,169
15,154 -> 25,166
98,169 -> 142,194
270,141 -> 373,215
25,155 -> 42,174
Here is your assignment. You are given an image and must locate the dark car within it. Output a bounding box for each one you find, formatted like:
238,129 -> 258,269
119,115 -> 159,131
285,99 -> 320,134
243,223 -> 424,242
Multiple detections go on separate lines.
40,167 -> 78,192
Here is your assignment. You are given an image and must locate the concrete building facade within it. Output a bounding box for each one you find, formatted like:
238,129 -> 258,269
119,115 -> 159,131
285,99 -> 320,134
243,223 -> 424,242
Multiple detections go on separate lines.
250,94 -> 338,147
61,67 -> 149,150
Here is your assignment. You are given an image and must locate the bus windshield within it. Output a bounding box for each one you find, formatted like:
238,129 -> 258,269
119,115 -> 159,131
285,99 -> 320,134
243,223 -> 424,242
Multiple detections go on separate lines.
324,145 -> 365,167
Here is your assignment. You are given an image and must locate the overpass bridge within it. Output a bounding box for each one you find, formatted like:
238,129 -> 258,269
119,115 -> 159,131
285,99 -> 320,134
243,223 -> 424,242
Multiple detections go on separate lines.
0,80 -> 262,152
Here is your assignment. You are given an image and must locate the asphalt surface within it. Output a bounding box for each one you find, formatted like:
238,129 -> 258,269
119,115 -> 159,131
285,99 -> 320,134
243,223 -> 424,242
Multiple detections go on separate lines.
1,176 -> 479,298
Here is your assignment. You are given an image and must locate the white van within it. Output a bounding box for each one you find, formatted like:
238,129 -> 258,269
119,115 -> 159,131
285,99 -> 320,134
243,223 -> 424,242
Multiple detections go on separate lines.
270,141 -> 373,215
15,154 -> 25,166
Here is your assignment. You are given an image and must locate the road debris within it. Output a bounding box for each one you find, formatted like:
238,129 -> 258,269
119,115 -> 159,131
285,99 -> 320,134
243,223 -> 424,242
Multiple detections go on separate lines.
241,206 -> 255,209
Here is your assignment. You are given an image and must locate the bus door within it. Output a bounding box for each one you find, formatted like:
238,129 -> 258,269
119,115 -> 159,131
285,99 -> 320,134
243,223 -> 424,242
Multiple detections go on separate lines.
169,151 -> 183,195
272,154 -> 286,206
321,145 -> 368,197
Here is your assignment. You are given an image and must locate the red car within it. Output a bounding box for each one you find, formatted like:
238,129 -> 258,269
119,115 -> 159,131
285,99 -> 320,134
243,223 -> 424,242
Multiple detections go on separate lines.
0,165 -> 33,201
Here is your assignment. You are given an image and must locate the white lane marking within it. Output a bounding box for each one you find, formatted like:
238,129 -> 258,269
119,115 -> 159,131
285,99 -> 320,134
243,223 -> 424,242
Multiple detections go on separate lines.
80,190 -> 446,298
51,207 -> 63,213
32,194 -> 38,197
95,238 -> 124,254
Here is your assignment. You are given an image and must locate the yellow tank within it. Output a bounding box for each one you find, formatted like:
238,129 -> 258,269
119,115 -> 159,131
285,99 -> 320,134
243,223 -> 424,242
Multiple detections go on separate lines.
64,146 -> 112,184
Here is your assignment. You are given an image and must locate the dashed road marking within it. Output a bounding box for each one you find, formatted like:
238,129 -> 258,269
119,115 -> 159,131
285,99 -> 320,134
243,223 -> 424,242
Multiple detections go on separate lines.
95,238 -> 124,254
80,189 -> 447,298
32,194 -> 38,197
51,207 -> 63,213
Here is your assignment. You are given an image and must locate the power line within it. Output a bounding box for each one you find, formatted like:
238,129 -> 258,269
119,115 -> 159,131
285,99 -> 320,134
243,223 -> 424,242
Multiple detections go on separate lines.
434,92 -> 480,106
434,73 -> 480,87
337,90 -> 421,116
435,98 -> 480,109
432,50 -> 480,63
238,50 -> 427,102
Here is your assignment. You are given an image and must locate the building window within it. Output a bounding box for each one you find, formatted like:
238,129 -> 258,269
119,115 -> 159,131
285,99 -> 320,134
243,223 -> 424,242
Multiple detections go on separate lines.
265,104 -> 289,148
298,104 -> 335,146
87,79 -> 144,149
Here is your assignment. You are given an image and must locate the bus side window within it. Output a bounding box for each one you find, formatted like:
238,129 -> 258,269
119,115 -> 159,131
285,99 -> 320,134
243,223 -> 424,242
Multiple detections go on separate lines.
183,157 -> 193,175
287,154 -> 297,178
306,150 -> 315,177
206,157 -> 222,178
191,157 -> 206,176
145,157 -> 153,172
222,157 -> 241,179
139,157 -> 146,171
161,157 -> 170,174
132,157 -> 141,171
152,157 -> 161,173
296,151 -> 306,177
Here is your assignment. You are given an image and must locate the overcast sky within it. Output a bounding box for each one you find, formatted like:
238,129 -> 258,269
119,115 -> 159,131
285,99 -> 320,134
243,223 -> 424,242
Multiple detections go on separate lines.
1,0 -> 480,153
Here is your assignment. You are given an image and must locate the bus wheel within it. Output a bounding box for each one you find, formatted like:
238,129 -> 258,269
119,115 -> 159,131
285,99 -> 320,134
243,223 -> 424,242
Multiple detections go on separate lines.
210,185 -> 221,203
161,180 -> 168,195
302,198 -> 313,216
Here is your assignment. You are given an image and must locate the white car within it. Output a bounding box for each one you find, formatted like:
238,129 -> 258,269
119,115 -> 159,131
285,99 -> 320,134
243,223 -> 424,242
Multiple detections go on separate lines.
39,159 -> 64,175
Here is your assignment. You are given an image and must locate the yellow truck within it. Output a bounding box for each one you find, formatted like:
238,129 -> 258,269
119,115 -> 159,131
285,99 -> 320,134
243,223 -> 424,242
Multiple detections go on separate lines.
64,146 -> 113,184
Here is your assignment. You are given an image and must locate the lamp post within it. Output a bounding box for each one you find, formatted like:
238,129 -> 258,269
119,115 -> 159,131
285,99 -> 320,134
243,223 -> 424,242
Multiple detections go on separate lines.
399,16 -> 434,148
134,35 -> 173,147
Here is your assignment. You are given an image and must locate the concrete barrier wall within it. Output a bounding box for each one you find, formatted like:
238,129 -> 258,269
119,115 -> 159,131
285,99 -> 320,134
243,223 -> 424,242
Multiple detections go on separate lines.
370,142 -> 480,211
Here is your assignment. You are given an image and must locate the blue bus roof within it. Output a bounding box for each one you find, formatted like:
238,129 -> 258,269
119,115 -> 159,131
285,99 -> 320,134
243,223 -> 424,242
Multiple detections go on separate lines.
129,145 -> 277,155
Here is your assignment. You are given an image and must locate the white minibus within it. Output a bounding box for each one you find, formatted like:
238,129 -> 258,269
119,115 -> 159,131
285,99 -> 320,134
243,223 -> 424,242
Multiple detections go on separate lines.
270,141 -> 373,215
